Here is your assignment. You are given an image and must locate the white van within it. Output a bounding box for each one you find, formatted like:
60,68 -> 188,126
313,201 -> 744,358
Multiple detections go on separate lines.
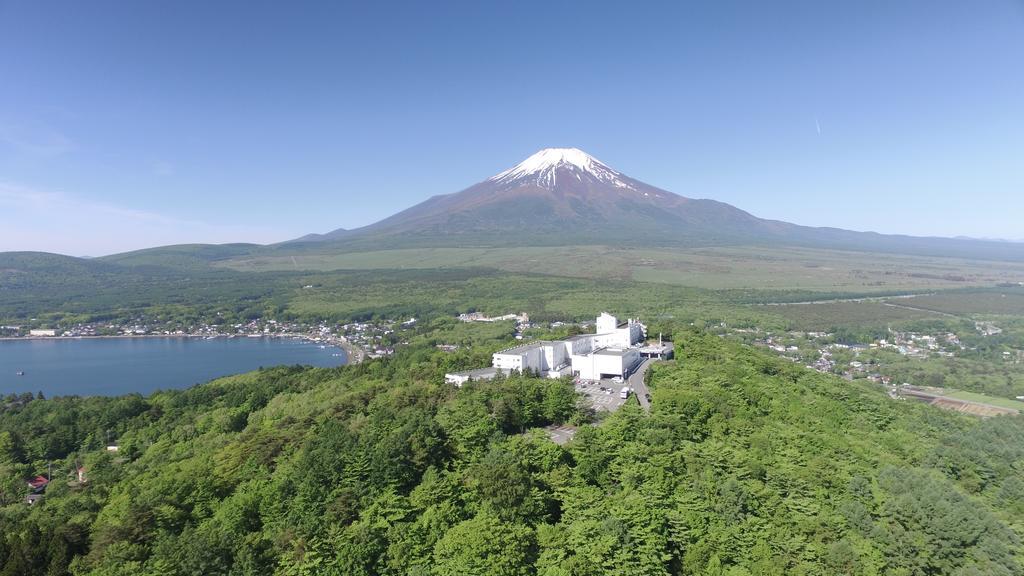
619,386 -> 630,399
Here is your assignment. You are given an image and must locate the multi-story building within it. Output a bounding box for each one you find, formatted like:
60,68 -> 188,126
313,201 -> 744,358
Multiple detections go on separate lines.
446,313 -> 647,385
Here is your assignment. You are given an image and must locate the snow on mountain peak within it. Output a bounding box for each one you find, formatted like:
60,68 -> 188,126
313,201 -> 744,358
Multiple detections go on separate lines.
489,148 -> 633,189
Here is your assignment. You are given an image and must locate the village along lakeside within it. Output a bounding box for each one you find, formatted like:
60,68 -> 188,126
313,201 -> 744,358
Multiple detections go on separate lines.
0,333 -> 364,364
0,317 -> 376,365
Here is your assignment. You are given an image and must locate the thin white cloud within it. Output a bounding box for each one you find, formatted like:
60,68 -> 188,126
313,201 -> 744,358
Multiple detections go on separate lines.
0,123 -> 75,157
0,182 -> 286,256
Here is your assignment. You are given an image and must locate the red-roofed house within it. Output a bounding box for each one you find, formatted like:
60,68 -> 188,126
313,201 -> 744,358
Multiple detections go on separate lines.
27,475 -> 49,493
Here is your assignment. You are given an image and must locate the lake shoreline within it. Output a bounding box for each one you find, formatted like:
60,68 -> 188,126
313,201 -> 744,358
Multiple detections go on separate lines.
1,336 -> 349,397
335,337 -> 365,364
3,334 -> 303,341
1,333 -> 363,364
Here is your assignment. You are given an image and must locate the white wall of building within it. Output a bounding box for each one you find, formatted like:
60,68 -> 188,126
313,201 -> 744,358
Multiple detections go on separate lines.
592,353 -> 625,379
565,336 -> 593,356
571,354 -> 593,380
493,351 -> 525,372
572,348 -> 640,380
593,313 -> 646,347
493,341 -> 571,377
620,319 -> 644,345
594,349 -> 640,379
596,312 -> 618,334
543,343 -> 569,371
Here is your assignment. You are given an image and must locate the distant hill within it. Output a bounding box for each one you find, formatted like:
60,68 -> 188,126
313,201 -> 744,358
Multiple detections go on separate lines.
0,249 -> 297,323
291,229 -> 351,243
98,243 -> 264,271
0,251 -> 122,275
0,252 -> 137,292
290,148 -> 1024,262
0,252 -> 150,317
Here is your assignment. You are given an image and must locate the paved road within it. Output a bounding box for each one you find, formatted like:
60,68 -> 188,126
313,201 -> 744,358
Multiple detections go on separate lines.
629,358 -> 654,411
544,424 -> 577,445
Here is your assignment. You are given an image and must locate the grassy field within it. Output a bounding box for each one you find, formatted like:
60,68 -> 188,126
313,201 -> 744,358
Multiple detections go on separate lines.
759,288 -> 1024,334
763,300 -> 945,331
284,271 -> 779,330
944,389 -> 1024,411
218,245 -> 1024,292
896,289 -> 1024,316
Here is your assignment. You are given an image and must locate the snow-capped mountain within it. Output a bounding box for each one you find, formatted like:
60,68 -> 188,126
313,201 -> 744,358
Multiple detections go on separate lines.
488,148 -> 635,191
294,148 -> 1024,262
303,147 -> 783,246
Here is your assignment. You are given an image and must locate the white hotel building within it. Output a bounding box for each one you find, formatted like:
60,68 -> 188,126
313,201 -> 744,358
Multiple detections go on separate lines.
446,313 -> 646,386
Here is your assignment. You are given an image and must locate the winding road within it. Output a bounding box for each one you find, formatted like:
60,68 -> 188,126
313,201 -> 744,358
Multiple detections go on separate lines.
628,358 -> 654,411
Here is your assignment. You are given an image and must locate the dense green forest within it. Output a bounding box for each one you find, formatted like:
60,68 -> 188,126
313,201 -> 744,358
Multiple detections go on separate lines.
2,250 -> 969,331
2,331 -> 1022,575
4,256 -> 1024,574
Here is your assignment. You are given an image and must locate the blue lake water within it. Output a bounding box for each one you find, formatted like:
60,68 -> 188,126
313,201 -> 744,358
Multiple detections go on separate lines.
0,337 -> 346,397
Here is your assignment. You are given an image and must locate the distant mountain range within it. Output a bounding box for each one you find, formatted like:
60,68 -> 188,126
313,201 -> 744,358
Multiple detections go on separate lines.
4,148 -> 1022,268
955,236 -> 1024,244
285,148 -> 1024,262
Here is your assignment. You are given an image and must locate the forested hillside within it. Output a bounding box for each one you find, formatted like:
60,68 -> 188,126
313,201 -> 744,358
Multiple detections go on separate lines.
2,332 -> 1022,575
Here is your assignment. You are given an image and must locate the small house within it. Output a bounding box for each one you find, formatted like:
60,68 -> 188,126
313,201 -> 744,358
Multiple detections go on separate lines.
27,475 -> 49,493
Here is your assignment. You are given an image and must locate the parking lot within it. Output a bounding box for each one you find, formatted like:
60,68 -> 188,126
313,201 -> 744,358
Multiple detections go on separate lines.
572,359 -> 655,413
575,378 -> 632,412
544,424 -> 577,445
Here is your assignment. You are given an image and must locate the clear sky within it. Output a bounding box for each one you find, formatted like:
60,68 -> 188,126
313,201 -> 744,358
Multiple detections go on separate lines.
1,0 -> 1022,256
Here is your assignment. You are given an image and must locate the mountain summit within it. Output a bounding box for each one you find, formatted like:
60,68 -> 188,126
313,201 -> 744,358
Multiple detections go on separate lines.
488,148 -> 633,190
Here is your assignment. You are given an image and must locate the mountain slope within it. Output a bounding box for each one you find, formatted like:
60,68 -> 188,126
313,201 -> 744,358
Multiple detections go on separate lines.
303,148 -> 795,247
295,148 -> 1024,261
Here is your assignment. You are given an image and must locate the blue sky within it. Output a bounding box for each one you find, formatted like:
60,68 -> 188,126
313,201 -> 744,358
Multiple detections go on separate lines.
1,0 -> 1022,255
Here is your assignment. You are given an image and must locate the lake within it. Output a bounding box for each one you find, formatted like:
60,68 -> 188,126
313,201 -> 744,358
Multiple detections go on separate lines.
0,337 -> 347,397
